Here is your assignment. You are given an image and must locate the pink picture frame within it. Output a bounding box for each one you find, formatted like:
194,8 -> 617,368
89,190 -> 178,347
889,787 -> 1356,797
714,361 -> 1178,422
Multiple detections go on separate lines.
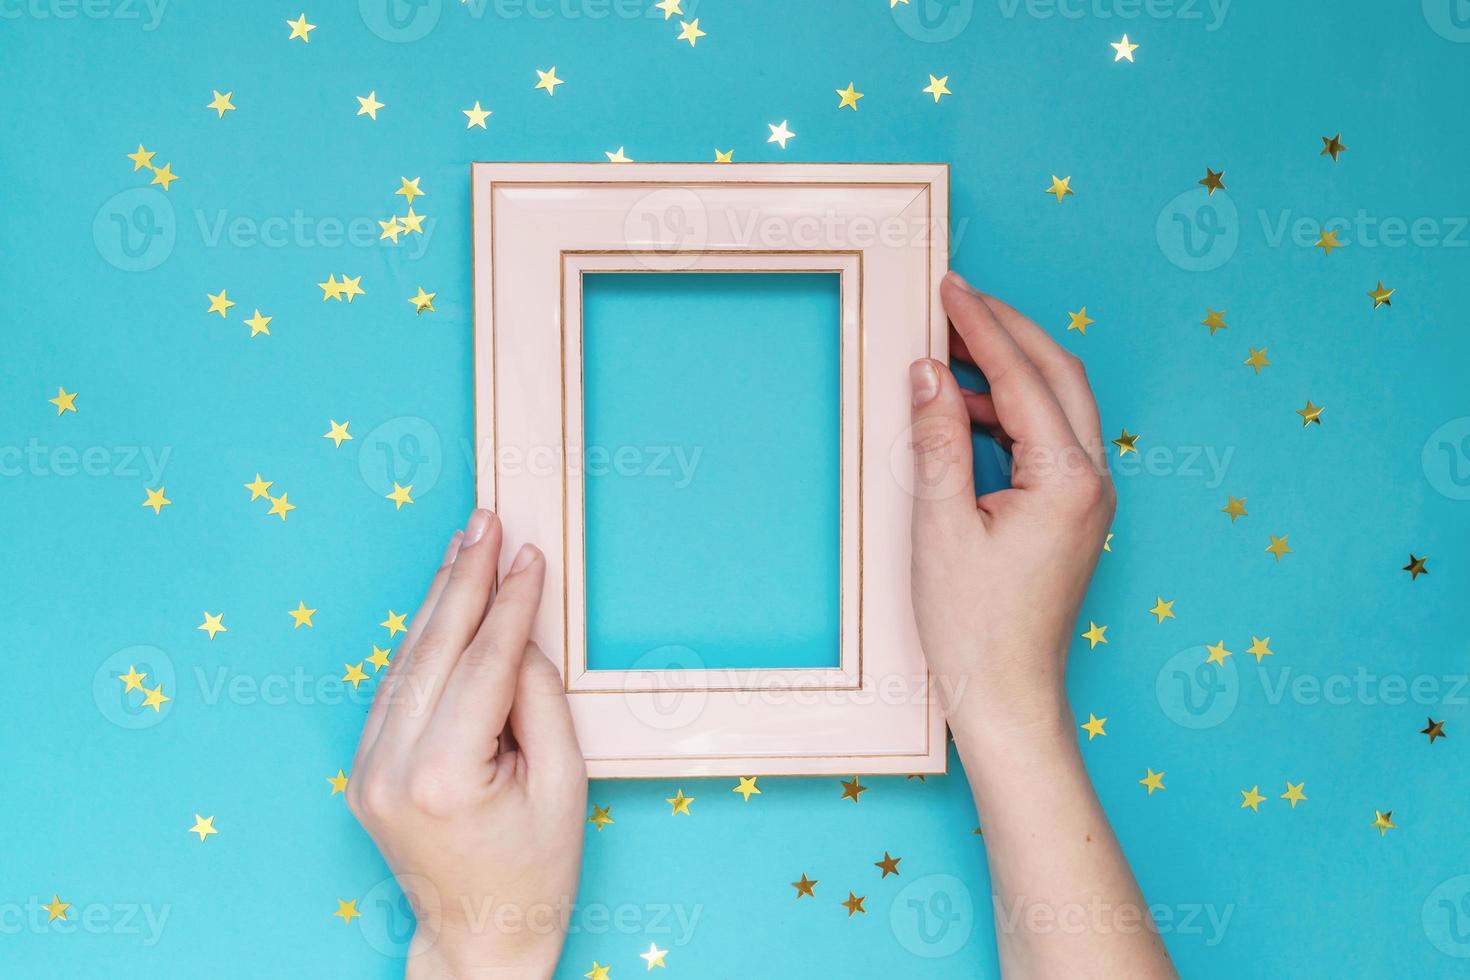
472,162 -> 949,778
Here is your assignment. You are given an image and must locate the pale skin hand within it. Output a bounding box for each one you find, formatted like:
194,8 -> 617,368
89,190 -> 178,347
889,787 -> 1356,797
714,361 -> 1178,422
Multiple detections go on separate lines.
909,272 -> 1176,977
347,509 -> 587,980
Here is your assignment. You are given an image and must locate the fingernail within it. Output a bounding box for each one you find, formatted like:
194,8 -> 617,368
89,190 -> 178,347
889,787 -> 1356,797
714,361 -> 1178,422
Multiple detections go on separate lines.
440,530 -> 464,567
464,508 -> 493,546
945,269 -> 981,295
509,543 -> 539,574
910,360 -> 940,407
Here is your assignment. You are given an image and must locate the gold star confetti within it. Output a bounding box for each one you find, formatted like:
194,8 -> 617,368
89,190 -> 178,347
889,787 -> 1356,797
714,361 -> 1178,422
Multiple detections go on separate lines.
463,101 -> 492,129
1111,34 -> 1139,62
399,208 -> 425,235
288,601 -> 316,628
874,852 -> 902,878
841,892 -> 867,917
342,662 -> 369,688
323,420 -> 352,447
1081,621 -> 1108,649
1372,810 -> 1395,836
1314,229 -> 1342,255
1296,400 -> 1324,426
379,216 -> 405,242
149,163 -> 178,190
839,776 -> 867,802
1045,175 -> 1073,202
604,146 -> 632,163
340,275 -> 365,302
1080,713 -> 1107,740
1368,281 -> 1395,309
1199,168 -> 1226,195
639,942 -> 668,970
44,896 -> 70,922
1149,597 -> 1175,623
207,289 -> 235,318
1140,769 -> 1165,795
367,646 -> 392,672
665,788 -> 694,815
286,13 -> 315,42
381,610 -> 408,637
142,684 -> 170,711
1111,429 -> 1138,456
1320,132 -> 1348,161
243,310 -> 272,337
1281,782 -> 1307,808
654,0 -> 681,17
333,899 -> 360,924
714,148 -> 733,162
244,474 -> 273,500
1067,307 -> 1094,335
585,964 -> 611,980
142,486 -> 172,515
267,493 -> 296,520
732,776 -> 760,802
1422,717 -> 1446,743
197,611 -> 226,639
188,814 -> 218,842
118,665 -> 147,693
408,287 -> 436,314
49,386 -> 78,415
127,144 -> 155,170
356,91 -> 384,120
386,483 -> 414,509
835,81 -> 863,110
1266,535 -> 1292,561
1403,554 -> 1428,580
1239,786 -> 1265,812
396,176 -> 424,205
767,120 -> 795,149
1222,496 -> 1248,522
675,18 -> 705,45
792,873 -> 818,898
206,90 -> 235,118
588,804 -> 614,831
922,73 -> 951,102
1103,532 -> 1114,552
327,769 -> 349,794
534,66 -> 564,96
1247,636 -> 1273,663
317,274 -> 344,302
1244,347 -> 1271,373
1202,308 -> 1227,334
1205,641 -> 1233,666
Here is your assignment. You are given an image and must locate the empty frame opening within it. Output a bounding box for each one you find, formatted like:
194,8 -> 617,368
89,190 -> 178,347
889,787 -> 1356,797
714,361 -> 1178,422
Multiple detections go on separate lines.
580,272 -> 841,671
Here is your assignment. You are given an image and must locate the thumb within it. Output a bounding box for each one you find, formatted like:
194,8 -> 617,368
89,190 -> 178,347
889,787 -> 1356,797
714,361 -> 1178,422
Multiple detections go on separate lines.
907,359 -> 977,534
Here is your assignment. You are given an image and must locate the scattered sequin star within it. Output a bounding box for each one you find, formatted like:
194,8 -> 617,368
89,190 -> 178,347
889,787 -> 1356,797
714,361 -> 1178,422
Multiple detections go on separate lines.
1281,782 -> 1307,808
1368,281 -> 1394,309
922,73 -> 951,102
357,91 -> 384,119
1205,641 -> 1233,666
1297,400 -> 1324,426
665,789 -> 694,815
206,90 -> 235,118
367,646 -> 392,672
839,776 -> 867,802
1111,34 -> 1139,62
400,208 -> 425,234
408,288 -> 436,314
1240,786 -> 1265,812
267,493 -> 296,520
1422,717 -> 1446,743
1045,175 -> 1073,202
841,892 -> 867,917
317,274 -> 344,301
1244,347 -> 1271,373
1320,133 -> 1348,161
1080,713 -> 1107,740
654,0 -> 681,17
118,665 -> 147,693
792,873 -> 817,898
379,216 -> 405,242
1314,229 -> 1342,255
639,942 -> 667,970
676,18 -> 705,45
1372,810 -> 1395,836
188,814 -> 218,842
1112,429 -> 1138,456
1199,168 -> 1226,195
207,290 -> 235,318
587,804 -> 614,831
381,611 -> 408,637
1103,532 -> 1114,552
874,852 -> 902,878
604,147 -> 632,163
1247,636 -> 1273,663
288,601 -> 317,628
1081,621 -> 1108,649
836,82 -> 863,110
150,163 -> 178,190
1266,535 -> 1292,561
1403,554 -> 1428,580
327,770 -> 349,794
714,148 -> 733,162
386,483 -> 414,509
767,120 -> 795,149
244,474 -> 273,500
142,486 -> 172,515
333,899 -> 360,924
463,101 -> 492,129
342,662 -> 368,688
396,176 -> 424,205
142,684 -> 170,711
1067,307 -> 1094,335
323,420 -> 352,447
732,776 -> 760,802
1149,597 -> 1176,623
44,896 -> 70,922
243,310 -> 272,337
197,612 -> 226,639
127,144 -> 155,170
534,66 -> 564,96
585,964 -> 611,980
49,386 -> 78,415
1223,496 -> 1248,522
1202,308 -> 1227,334
340,275 -> 365,302
1140,769 -> 1165,795
286,13 -> 315,42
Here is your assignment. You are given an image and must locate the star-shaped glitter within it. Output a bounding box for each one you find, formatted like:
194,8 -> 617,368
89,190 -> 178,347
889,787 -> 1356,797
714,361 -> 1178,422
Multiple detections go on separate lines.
207,289 -> 235,318
922,73 -> 951,102
244,474 -> 273,500
1239,786 -> 1265,812
874,852 -> 902,878
1222,496 -> 1248,522
640,942 -> 668,970
49,386 -> 78,415
333,899 -> 360,924
1296,400 -> 1324,426
1202,308 -> 1227,334
1199,168 -> 1226,195
1368,281 -> 1394,309
665,788 -> 694,815
323,420 -> 352,447
1045,175 -> 1073,202
1281,782 -> 1307,808
267,493 -> 296,520
1403,554 -> 1428,580
1244,347 -> 1271,373
1422,717 -> 1446,743
142,683 -> 170,712
1103,532 -> 1114,552
604,146 -> 632,163
841,892 -> 867,917
585,964 -> 611,980
1111,429 -> 1138,456
587,804 -> 614,831
1111,34 -> 1139,62
118,665 -> 147,693
342,662 -> 369,688
381,610 -> 408,637
127,144 -> 155,171
463,101 -> 492,129
149,163 -> 179,190
654,0 -> 681,17
1205,641 -> 1233,666
327,769 -> 349,794
792,873 -> 817,898
767,120 -> 795,149
386,483 -> 414,509
396,176 -> 424,205
836,82 -> 863,110
676,18 -> 705,45
534,66 -> 564,96
188,814 -> 218,842
142,486 -> 172,515
408,287 -> 436,314
1266,535 -> 1292,561
839,776 -> 867,802
1314,229 -> 1342,255
206,90 -> 236,118
379,216 -> 406,243
357,91 -> 384,119
197,611 -> 226,639
399,208 -> 425,234
1067,307 -> 1094,335
286,13 -> 315,42
732,776 -> 760,802
1148,597 -> 1175,623
714,148 -> 733,162
339,275 -> 365,302
1080,713 -> 1107,740
1139,769 -> 1164,795
288,601 -> 317,628
1372,810 -> 1395,836
44,896 -> 70,922
1320,132 -> 1348,161
1247,636 -> 1273,663
1081,621 -> 1108,649
243,310 -> 272,337
317,274 -> 344,301
367,646 -> 392,672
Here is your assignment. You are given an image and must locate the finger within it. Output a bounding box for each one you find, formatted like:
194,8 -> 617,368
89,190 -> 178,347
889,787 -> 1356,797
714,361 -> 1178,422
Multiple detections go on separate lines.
961,390 -> 1015,454
977,292 -> 1106,470
507,642 -> 585,793
941,273 -> 1082,481
380,509 -> 502,742
909,358 -> 978,532
353,530 -> 462,769
422,544 -> 547,772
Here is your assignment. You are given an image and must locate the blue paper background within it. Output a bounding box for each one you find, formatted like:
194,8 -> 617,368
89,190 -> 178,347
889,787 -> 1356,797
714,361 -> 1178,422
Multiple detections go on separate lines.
4,1 -> 1470,976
